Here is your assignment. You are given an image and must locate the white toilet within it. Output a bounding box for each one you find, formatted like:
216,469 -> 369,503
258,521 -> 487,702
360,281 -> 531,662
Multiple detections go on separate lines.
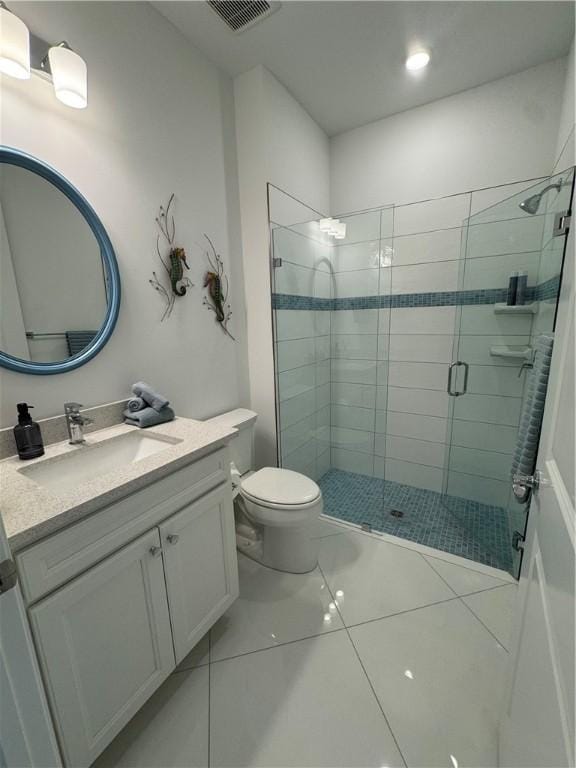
206,409 -> 323,573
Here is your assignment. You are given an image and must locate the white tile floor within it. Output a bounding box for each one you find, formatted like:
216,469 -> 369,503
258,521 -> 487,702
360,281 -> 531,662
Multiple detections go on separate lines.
94,521 -> 516,768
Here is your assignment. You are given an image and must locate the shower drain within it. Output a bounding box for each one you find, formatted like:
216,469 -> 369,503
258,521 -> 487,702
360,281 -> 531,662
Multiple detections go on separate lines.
390,509 -> 404,518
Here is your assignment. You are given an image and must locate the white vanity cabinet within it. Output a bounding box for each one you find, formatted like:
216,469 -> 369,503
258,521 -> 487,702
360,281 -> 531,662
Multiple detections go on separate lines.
17,446 -> 239,768
29,528 -> 175,767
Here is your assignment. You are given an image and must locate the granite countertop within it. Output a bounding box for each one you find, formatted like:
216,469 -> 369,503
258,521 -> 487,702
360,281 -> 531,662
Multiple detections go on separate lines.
1,417 -> 236,552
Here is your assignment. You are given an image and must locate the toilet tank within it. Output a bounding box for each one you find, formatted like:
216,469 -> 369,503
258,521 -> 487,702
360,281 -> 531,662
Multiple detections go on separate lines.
205,409 -> 257,475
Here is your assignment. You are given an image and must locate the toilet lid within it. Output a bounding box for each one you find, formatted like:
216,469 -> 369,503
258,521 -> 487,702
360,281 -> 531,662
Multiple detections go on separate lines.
241,468 -> 320,506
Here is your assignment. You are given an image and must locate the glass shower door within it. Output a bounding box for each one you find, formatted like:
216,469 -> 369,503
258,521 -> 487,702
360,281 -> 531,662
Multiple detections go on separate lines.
443,169 -> 574,576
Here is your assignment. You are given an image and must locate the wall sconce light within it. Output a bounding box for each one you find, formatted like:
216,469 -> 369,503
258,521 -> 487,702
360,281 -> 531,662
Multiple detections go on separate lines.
0,1 -> 30,80
46,42 -> 87,109
0,3 -> 87,108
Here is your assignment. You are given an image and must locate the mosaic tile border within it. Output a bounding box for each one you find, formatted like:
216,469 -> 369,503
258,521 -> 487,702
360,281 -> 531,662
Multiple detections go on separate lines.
273,295 -> 332,311
272,276 -> 560,311
534,275 -> 561,301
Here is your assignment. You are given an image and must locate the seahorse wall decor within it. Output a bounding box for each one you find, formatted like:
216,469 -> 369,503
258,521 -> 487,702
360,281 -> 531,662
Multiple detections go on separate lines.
203,235 -> 235,340
149,193 -> 193,321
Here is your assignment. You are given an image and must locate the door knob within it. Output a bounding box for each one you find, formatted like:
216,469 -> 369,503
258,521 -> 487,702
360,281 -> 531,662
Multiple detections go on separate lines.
167,534 -> 179,545
512,470 -> 548,502
149,546 -> 162,558
513,471 -> 546,490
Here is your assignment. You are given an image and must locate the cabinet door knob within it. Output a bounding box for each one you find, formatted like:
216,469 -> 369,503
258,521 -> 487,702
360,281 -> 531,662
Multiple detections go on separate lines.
149,546 -> 162,558
167,534 -> 180,545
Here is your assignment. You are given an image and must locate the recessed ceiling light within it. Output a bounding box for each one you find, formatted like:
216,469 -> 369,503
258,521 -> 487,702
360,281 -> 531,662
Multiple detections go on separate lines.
406,51 -> 430,72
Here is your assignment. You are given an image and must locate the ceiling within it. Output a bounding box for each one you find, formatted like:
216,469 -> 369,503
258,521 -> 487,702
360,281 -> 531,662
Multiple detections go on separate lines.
153,1 -> 575,136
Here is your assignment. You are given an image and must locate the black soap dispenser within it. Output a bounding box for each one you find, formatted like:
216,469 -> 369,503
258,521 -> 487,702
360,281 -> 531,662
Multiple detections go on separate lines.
14,403 -> 45,460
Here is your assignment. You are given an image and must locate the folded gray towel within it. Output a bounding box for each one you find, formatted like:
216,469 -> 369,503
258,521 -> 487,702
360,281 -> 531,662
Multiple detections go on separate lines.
132,381 -> 169,412
124,405 -> 175,428
127,396 -> 146,412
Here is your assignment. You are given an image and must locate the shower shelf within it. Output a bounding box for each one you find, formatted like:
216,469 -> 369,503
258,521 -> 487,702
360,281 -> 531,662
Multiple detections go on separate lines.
493,303 -> 537,314
489,345 -> 534,361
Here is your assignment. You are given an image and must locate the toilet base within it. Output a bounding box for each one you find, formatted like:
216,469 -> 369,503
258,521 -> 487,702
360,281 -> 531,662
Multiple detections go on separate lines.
260,524 -> 318,573
234,501 -> 319,573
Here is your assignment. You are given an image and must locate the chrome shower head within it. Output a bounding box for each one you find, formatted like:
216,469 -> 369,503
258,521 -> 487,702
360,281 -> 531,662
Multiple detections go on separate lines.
519,193 -> 544,215
519,181 -> 563,215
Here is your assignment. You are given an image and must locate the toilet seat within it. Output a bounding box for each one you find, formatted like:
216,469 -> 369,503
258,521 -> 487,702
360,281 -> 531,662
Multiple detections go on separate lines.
240,467 -> 320,509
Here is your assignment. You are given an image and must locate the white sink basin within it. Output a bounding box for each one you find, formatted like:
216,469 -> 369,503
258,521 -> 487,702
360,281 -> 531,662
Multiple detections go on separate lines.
20,431 -> 182,493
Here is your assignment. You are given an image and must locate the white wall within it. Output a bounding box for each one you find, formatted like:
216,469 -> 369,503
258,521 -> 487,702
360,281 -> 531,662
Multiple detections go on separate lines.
331,59 -> 567,214
234,65 -> 329,467
0,1 -> 249,427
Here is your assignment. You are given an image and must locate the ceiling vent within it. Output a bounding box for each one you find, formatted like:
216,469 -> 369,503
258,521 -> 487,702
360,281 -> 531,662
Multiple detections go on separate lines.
207,1 -> 281,33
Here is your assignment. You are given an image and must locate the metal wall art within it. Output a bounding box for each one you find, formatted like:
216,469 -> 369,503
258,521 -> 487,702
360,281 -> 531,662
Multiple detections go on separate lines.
203,235 -> 235,340
149,193 -> 193,320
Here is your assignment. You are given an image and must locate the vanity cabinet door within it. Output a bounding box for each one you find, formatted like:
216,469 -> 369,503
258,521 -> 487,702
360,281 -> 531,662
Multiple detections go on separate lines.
160,483 -> 239,664
29,529 -> 175,768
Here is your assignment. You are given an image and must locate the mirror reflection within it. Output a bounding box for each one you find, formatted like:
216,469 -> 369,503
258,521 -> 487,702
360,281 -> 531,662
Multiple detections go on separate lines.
0,163 -> 108,363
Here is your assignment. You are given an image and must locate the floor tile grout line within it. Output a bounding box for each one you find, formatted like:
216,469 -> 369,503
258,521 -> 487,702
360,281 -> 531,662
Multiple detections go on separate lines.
341,594 -> 465,631
444,582 -> 517,599
422,524 -> 514,650
317,561 -> 409,768
423,550 -> 514,594
458,596 -> 509,652
205,625 -> 348,667
423,551 -> 515,584
419,552 -> 464,597
458,590 -> 515,652
311,531 -> 347,540
173,659 -> 210,673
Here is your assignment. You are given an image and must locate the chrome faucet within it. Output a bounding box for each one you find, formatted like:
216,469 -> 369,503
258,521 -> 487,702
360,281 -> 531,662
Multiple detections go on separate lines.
64,402 -> 94,445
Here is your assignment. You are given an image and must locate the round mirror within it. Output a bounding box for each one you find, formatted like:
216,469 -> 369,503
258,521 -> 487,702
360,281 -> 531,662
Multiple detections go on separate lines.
0,147 -> 120,375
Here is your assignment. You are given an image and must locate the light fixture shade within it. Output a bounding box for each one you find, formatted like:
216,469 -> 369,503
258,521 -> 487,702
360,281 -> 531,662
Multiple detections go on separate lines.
48,44 -> 87,108
333,222 -> 347,240
0,6 -> 30,80
319,218 -> 334,232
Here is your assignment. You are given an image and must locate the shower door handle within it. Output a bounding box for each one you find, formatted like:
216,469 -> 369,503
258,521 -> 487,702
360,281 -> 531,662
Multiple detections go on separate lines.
447,361 -> 469,397
447,362 -> 458,396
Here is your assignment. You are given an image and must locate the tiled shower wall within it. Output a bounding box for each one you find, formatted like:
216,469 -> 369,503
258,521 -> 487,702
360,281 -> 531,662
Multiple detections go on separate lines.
273,224 -> 332,481
272,172 -> 571,507
330,209 -> 391,477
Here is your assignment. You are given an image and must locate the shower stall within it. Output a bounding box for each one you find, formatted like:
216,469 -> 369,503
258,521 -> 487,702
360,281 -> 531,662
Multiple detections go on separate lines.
269,169 -> 574,577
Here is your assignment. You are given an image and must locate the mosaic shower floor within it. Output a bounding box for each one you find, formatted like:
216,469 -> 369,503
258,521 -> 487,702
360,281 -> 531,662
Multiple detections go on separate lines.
318,469 -> 513,573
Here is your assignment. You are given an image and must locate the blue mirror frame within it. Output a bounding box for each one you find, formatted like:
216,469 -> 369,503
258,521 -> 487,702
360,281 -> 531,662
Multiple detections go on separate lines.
0,147 -> 121,375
